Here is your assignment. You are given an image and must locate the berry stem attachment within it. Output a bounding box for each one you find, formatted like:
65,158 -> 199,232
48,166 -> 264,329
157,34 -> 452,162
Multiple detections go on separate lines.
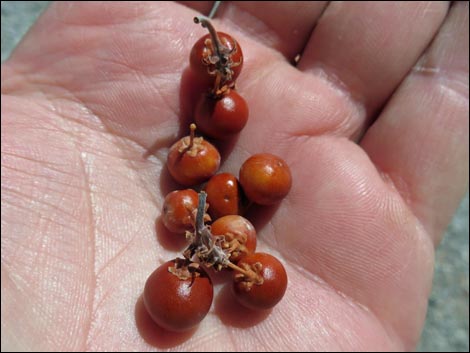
194,16 -> 224,59
186,192 -> 262,283
184,192 -> 230,269
194,193 -> 262,283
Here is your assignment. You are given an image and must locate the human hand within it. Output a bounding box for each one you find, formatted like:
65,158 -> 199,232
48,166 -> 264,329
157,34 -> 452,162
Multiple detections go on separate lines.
2,2 -> 468,351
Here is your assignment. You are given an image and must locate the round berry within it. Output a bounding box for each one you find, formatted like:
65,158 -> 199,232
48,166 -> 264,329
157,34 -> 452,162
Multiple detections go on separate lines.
211,215 -> 256,262
205,173 -> 244,219
195,90 -> 249,139
144,259 -> 213,331
191,17 -> 243,88
239,153 -> 292,205
167,124 -> 221,186
232,253 -> 287,310
162,189 -> 199,233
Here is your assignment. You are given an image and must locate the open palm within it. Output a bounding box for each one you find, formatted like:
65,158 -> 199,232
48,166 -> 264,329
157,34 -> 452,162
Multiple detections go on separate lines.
2,2 -> 468,351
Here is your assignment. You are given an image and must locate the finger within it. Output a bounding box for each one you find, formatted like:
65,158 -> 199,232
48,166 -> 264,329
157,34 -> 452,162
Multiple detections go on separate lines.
360,2 -> 469,245
297,1 -> 449,138
180,1 -> 328,61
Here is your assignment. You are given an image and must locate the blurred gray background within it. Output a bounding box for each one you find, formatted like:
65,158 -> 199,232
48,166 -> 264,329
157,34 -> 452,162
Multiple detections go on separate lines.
1,1 -> 468,351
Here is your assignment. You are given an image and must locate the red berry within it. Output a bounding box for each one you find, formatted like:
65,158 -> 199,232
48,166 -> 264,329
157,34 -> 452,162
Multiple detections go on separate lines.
162,189 -> 199,233
191,17 -> 243,89
239,153 -> 292,205
195,90 -> 249,139
205,173 -> 244,219
143,259 -> 213,331
211,215 -> 256,262
167,124 -> 221,186
232,253 -> 287,310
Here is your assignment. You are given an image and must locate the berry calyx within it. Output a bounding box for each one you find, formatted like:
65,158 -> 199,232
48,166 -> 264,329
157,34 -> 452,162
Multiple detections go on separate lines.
211,215 -> 256,263
232,252 -> 287,310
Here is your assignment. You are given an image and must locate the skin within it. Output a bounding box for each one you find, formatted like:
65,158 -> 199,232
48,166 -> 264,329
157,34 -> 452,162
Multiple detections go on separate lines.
1,1 -> 468,351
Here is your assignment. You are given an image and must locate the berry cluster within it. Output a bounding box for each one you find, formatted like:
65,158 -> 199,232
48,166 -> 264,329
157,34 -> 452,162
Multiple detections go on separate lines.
143,17 -> 291,332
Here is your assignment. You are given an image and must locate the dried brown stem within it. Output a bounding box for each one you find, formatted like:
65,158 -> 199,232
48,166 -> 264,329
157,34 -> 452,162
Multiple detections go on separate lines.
188,123 -> 196,150
194,16 -> 224,59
